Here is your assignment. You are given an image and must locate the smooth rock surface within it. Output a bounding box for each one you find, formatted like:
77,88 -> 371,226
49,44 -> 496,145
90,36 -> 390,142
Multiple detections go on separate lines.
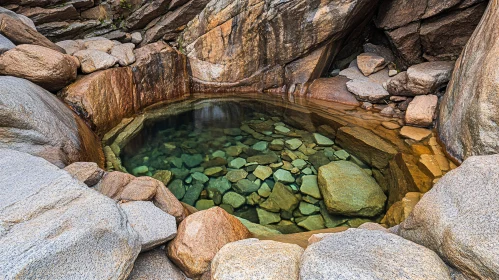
129,249 -> 187,280
346,79 -> 390,103
167,207 -> 250,278
318,161 -> 386,217
0,149 -> 140,279
120,201 -> 177,252
398,155 -> 499,279
0,76 -> 103,167
306,77 -> 360,106
211,239 -> 303,280
0,44 -> 77,91
300,229 -> 451,280
438,0 -> 499,162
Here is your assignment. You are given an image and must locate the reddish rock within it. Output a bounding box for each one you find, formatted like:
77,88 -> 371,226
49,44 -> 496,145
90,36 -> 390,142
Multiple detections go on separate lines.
59,41 -> 189,136
167,207 -> 250,278
405,95 -> 438,127
154,180 -> 187,223
307,77 -> 360,106
356,53 -> 387,76
97,171 -> 135,200
63,162 -> 105,187
120,177 -> 158,201
0,44 -> 77,91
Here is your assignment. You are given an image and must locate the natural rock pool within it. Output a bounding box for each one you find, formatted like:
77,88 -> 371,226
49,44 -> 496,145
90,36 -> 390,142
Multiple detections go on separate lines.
103,94 -> 453,233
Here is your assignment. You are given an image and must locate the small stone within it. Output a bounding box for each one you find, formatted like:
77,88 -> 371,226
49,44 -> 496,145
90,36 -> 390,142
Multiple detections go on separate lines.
181,154 -> 204,168
191,172 -> 209,183
389,69 -> 398,77
285,139 -> 303,150
195,199 -> 215,210
225,146 -> 243,157
182,183 -> 204,206
229,157 -> 247,169
223,192 -> 246,208
380,107 -> 395,117
152,170 -> 173,186
302,168 -> 313,175
357,53 -> 387,76
226,169 -> 248,183
234,179 -> 260,194
381,121 -> 401,130
212,150 -> 226,158
253,165 -> 273,181
361,102 -> 373,110
204,167 -> 224,177
132,165 -> 149,176
334,150 -> 350,160
300,175 -> 321,199
207,177 -> 232,194
269,139 -> 285,150
299,202 -> 320,215
273,169 -> 295,184
168,179 -> 185,200
297,215 -> 325,231
400,126 -> 432,141
257,208 -> 281,225
418,154 -> 443,178
247,153 -> 279,165
130,32 -> 143,44
252,141 -> 269,151
313,133 -> 334,147
258,183 -> 272,198
275,126 -> 290,134
292,159 -> 307,170
405,95 -> 438,127
246,192 -> 262,206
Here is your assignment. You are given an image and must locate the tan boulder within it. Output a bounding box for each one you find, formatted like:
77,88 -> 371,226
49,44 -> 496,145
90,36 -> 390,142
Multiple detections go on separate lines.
96,171 -> 135,199
0,44 -> 77,91
211,239 -> 303,280
438,0 -> 499,162
306,76 -> 360,106
120,176 -> 158,201
405,95 -> 438,127
167,207 -> 250,278
0,13 -> 65,53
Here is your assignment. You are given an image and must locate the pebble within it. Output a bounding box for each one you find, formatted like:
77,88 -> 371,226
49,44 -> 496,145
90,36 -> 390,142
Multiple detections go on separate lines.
285,139 -> 303,150
313,133 -> 335,146
253,165 -> 273,181
273,169 -> 295,184
229,158 -> 247,169
275,125 -> 291,134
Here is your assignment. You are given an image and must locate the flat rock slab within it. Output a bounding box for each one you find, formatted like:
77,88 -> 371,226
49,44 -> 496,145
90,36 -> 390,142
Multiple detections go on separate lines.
357,53 -> 386,76
211,239 -> 303,280
346,79 -> 390,103
120,201 -> 177,252
300,229 -> 451,279
0,149 -> 140,279
400,126 -> 432,141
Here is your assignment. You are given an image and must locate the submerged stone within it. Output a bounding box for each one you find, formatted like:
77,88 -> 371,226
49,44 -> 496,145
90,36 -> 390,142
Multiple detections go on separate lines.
234,179 -> 260,194
253,165 -> 273,181
195,199 -> 215,210
285,139 -> 303,150
223,192 -> 246,208
207,177 -> 231,195
226,169 -> 248,183
313,133 -> 335,146
229,157 -> 247,169
318,161 -> 386,217
181,154 -> 203,168
297,215 -> 325,231
257,208 -> 281,225
273,169 -> 295,184
260,183 -> 299,213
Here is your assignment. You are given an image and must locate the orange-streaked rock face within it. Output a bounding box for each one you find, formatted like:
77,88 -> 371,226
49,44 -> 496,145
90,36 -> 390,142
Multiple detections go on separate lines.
439,0 -> 499,162
59,41 -> 190,136
180,0 -> 379,93
167,207 -> 251,278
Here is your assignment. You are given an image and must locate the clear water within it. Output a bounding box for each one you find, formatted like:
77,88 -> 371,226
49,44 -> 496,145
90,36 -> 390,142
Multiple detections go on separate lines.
121,99 -> 384,233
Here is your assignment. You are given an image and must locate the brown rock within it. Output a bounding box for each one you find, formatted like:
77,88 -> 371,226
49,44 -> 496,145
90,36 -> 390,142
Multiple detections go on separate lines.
438,0 -> 499,162
64,162 -> 105,187
0,44 -> 77,91
356,53 -> 386,76
382,192 -> 422,227
154,180 -> 187,223
385,22 -> 423,67
167,207 -> 250,278
120,177 -> 158,201
180,0 -> 378,93
125,0 -> 172,30
152,170 -> 173,186
399,126 -> 432,141
0,13 -> 65,53
306,76 -> 360,106
405,95 -> 438,127
96,171 -> 135,200
17,5 -> 79,25
418,154 -> 443,178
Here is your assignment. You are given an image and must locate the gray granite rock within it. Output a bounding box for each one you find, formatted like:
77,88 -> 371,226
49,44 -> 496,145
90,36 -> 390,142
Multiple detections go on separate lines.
398,155 -> 499,280
211,239 -> 303,280
63,162 -> 104,187
346,79 -> 390,103
0,149 -> 140,279
73,49 -> 118,74
129,248 -> 187,280
300,229 -> 451,280
0,34 -> 15,54
110,43 -> 136,66
120,201 -> 177,252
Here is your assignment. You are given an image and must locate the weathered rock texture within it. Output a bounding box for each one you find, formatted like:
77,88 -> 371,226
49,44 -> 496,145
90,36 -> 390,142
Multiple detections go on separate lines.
438,0 -> 499,162
180,0 -> 379,93
0,76 -> 103,168
376,0 -> 488,68
129,249 -> 188,280
300,229 -> 451,279
398,155 -> 499,279
0,149 -> 140,279
59,41 -> 190,135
